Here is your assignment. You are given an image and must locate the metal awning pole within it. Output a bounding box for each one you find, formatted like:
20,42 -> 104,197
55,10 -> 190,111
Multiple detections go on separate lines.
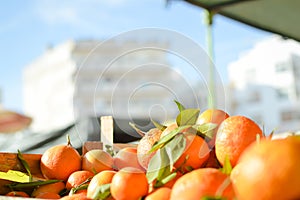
204,9 -> 215,109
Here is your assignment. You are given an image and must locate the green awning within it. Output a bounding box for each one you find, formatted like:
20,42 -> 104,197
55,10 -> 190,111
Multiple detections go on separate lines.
183,0 -> 300,42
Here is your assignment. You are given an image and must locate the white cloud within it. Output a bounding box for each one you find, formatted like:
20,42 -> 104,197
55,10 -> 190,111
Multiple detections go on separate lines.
33,0 -> 126,25
32,0 -> 137,36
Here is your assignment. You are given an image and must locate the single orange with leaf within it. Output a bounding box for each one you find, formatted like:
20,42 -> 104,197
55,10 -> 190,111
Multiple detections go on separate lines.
170,168 -> 235,200
87,170 -> 116,199
215,115 -> 263,167
174,132 -> 210,172
66,170 -> 94,191
197,109 -> 230,148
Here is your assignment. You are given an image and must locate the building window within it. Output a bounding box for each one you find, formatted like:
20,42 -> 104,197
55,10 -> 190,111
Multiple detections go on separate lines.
275,62 -> 289,72
276,89 -> 289,99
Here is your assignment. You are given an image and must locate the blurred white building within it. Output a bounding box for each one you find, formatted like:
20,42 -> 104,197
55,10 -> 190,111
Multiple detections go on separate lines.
228,36 -> 300,133
23,39 -> 199,132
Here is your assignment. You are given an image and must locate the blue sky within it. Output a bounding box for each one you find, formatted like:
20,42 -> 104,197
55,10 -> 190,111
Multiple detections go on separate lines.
0,0 -> 270,112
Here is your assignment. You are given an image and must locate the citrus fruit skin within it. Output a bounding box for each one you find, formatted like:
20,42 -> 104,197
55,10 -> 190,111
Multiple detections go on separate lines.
145,187 -> 171,200
137,128 -> 162,170
60,192 -> 91,200
5,191 -> 30,197
170,168 -> 235,200
174,133 -> 210,171
31,181 -> 65,197
113,147 -> 144,171
82,149 -> 113,173
40,144 -> 81,181
197,109 -> 230,148
66,170 -> 94,190
35,192 -> 61,199
215,115 -> 263,167
231,136 -> 300,200
110,167 -> 149,200
87,170 -> 116,199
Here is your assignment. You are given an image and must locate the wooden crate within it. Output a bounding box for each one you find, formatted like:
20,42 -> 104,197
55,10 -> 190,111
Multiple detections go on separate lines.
0,153 -> 42,195
0,144 -> 136,199
0,116 -> 137,199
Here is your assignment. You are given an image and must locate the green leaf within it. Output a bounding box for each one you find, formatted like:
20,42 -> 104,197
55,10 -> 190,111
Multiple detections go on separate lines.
193,123 -> 218,139
69,177 -> 91,195
92,183 -> 111,200
156,164 -> 172,184
17,149 -> 32,182
149,125 -> 190,153
147,133 -> 186,186
201,196 -> 227,200
174,100 -> 186,112
154,171 -> 177,188
267,128 -> 276,139
146,148 -> 171,184
151,119 -> 167,131
160,171 -> 177,185
164,133 -> 186,168
176,109 -> 200,126
220,155 -> 232,175
69,184 -> 88,195
0,170 -> 30,183
7,179 -> 62,190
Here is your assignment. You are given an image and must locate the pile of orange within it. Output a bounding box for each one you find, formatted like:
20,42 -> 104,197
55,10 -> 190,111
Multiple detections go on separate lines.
5,105 -> 300,200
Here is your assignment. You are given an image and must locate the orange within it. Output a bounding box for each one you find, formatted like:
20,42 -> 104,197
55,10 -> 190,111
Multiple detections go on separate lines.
5,191 -> 29,197
231,136 -> 300,200
215,115 -> 263,167
197,109 -> 230,148
87,170 -> 116,199
137,128 -> 162,170
113,147 -> 144,171
60,192 -> 91,200
174,133 -> 210,172
82,149 -> 114,173
110,167 -> 149,200
66,170 -> 94,190
40,141 -> 81,181
170,168 -> 235,200
31,181 -> 65,197
35,192 -> 61,199
145,187 -> 171,200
